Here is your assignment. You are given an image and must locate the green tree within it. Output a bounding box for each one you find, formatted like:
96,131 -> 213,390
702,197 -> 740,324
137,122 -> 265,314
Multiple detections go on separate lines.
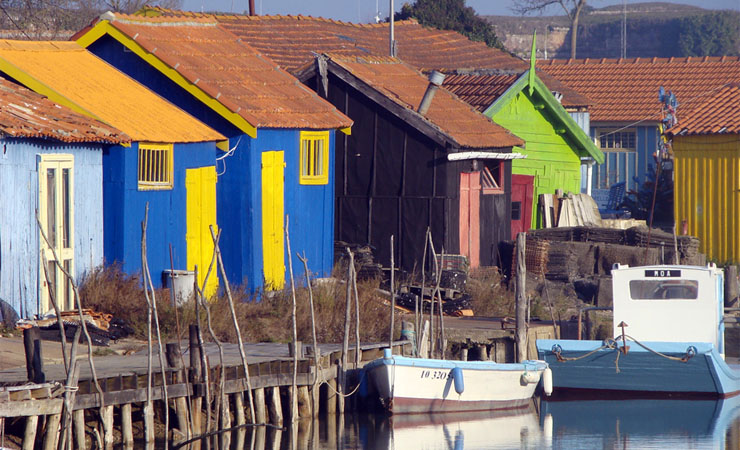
397,0 -> 503,49
677,12 -> 740,57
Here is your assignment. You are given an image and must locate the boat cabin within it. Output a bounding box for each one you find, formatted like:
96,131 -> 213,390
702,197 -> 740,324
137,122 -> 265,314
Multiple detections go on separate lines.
611,264 -> 725,356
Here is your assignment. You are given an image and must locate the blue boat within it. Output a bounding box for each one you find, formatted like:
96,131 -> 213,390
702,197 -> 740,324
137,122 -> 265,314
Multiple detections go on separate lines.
537,263 -> 740,397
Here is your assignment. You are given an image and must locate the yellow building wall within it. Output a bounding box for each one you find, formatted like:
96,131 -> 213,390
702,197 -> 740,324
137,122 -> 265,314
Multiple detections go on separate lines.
673,134 -> 740,263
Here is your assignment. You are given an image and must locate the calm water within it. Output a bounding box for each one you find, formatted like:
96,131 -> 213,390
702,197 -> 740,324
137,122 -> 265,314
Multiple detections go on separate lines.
232,396 -> 740,449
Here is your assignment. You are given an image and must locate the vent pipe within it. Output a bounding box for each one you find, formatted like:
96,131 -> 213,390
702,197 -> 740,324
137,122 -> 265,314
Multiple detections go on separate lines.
249,0 -> 255,15
417,70 -> 446,115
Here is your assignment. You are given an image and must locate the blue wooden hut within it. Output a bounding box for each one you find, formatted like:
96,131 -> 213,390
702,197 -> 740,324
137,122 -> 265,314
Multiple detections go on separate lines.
0,40 -> 226,294
0,77 -> 127,319
77,13 -> 352,291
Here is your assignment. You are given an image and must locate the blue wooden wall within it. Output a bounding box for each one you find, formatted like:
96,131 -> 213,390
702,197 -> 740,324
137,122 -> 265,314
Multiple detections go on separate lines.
103,141 -> 217,288
0,138 -> 104,319
88,35 -> 336,291
589,124 -> 658,208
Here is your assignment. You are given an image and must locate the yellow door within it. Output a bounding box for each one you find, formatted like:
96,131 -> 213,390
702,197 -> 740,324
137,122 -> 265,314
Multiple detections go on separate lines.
262,151 -> 285,290
38,154 -> 75,313
186,166 -> 218,297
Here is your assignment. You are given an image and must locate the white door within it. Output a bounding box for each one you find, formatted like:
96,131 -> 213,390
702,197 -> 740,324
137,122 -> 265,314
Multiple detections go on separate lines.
38,154 -> 75,312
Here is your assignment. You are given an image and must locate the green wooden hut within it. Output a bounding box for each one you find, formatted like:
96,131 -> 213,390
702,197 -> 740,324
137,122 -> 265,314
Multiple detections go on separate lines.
444,50 -> 603,232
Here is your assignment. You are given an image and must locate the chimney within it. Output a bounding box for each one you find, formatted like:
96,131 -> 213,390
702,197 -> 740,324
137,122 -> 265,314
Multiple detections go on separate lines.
417,70 -> 445,115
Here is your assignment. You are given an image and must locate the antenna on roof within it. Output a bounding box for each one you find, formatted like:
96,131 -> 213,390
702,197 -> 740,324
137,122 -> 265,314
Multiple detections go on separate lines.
389,0 -> 396,57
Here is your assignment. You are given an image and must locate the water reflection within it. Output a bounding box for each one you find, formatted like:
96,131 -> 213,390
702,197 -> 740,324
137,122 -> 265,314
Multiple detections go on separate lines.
230,396 -> 740,449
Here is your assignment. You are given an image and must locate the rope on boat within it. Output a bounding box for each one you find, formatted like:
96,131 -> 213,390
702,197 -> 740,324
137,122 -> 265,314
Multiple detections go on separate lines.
619,334 -> 697,363
551,339 -> 617,362
314,359 -> 367,398
551,337 -> 698,373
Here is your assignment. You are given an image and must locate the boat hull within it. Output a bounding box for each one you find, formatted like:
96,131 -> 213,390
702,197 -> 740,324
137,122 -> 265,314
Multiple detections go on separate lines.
365,355 -> 547,414
537,339 -> 740,398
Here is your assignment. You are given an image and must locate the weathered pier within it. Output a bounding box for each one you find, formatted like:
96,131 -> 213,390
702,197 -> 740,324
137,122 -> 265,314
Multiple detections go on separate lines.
0,329 -> 413,449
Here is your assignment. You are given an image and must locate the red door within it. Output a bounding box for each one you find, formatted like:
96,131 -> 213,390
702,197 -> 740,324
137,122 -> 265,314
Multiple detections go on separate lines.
460,171 -> 481,268
511,174 -> 534,237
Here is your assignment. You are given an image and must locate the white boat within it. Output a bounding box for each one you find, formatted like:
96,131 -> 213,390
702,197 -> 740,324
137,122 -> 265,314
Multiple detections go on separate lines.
364,348 -> 551,414
537,263 -> 740,397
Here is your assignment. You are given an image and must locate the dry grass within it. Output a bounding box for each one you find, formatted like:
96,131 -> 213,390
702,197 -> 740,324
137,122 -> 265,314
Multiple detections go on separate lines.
465,267 -> 516,317
79,265 -> 394,345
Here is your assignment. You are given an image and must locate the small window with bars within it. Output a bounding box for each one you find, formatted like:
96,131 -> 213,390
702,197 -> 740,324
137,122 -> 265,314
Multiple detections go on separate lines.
138,143 -> 173,190
598,129 -> 636,151
299,131 -> 329,185
481,161 -> 504,194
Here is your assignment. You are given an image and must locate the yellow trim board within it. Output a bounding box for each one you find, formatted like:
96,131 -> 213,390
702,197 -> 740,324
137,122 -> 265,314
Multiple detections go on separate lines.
77,21 -> 258,138
339,126 -> 351,135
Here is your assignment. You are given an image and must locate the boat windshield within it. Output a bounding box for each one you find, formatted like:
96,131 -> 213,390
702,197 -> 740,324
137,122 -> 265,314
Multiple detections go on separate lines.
629,280 -> 699,300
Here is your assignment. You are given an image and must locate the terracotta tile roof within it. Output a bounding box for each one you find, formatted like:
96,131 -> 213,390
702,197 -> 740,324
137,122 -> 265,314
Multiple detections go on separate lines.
0,40 -> 223,143
142,8 -> 527,73
441,72 -> 519,112
441,70 -> 591,111
0,77 -> 127,144
667,83 -> 740,136
538,57 -> 740,122
327,54 -> 523,149
97,14 -> 351,130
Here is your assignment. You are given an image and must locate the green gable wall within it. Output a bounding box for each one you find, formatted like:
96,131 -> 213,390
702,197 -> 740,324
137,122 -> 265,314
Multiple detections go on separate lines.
489,91 -> 582,228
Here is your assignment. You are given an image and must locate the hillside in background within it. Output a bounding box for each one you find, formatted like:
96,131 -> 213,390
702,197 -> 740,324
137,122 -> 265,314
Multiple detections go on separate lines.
485,3 -> 740,59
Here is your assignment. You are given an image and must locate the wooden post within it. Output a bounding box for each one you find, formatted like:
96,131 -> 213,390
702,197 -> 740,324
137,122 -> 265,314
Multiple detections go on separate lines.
121,403 -> 133,448
23,415 -> 38,450
310,384 -> 320,417
253,388 -> 267,424
389,235 -> 395,352
190,397 -> 202,450
42,413 -> 61,450
143,402 -> 155,444
73,410 -> 86,449
340,249 -> 354,415
24,327 -> 45,383
101,405 -> 113,449
326,378 -> 337,414
234,392 -> 246,426
516,233 -> 528,363
267,386 -> 283,426
166,343 -> 189,440
220,395 -> 232,450
726,265 -> 739,307
297,386 -> 311,418
188,324 -> 202,450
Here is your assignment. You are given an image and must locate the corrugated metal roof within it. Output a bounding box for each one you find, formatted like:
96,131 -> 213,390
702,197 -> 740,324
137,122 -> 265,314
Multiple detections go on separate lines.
90,14 -> 351,131
140,8 -> 528,73
0,76 -> 127,144
0,40 -> 223,142
668,83 -> 740,136
539,57 -> 740,122
328,55 -> 523,149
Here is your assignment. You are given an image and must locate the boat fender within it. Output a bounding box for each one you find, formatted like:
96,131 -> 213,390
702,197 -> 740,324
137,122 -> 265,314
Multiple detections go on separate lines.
520,371 -> 539,385
542,367 -> 553,396
451,367 -> 464,394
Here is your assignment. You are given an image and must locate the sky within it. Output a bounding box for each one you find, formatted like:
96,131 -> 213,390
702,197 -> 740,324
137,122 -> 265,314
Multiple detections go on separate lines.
182,0 -> 740,22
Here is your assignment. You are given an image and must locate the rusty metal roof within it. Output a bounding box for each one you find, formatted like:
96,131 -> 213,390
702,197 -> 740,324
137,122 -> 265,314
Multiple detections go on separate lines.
327,55 -> 523,149
668,83 -> 740,136
0,76 -> 127,144
0,40 -> 223,143
539,57 -> 740,122
87,13 -> 352,131
138,8 -> 528,74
